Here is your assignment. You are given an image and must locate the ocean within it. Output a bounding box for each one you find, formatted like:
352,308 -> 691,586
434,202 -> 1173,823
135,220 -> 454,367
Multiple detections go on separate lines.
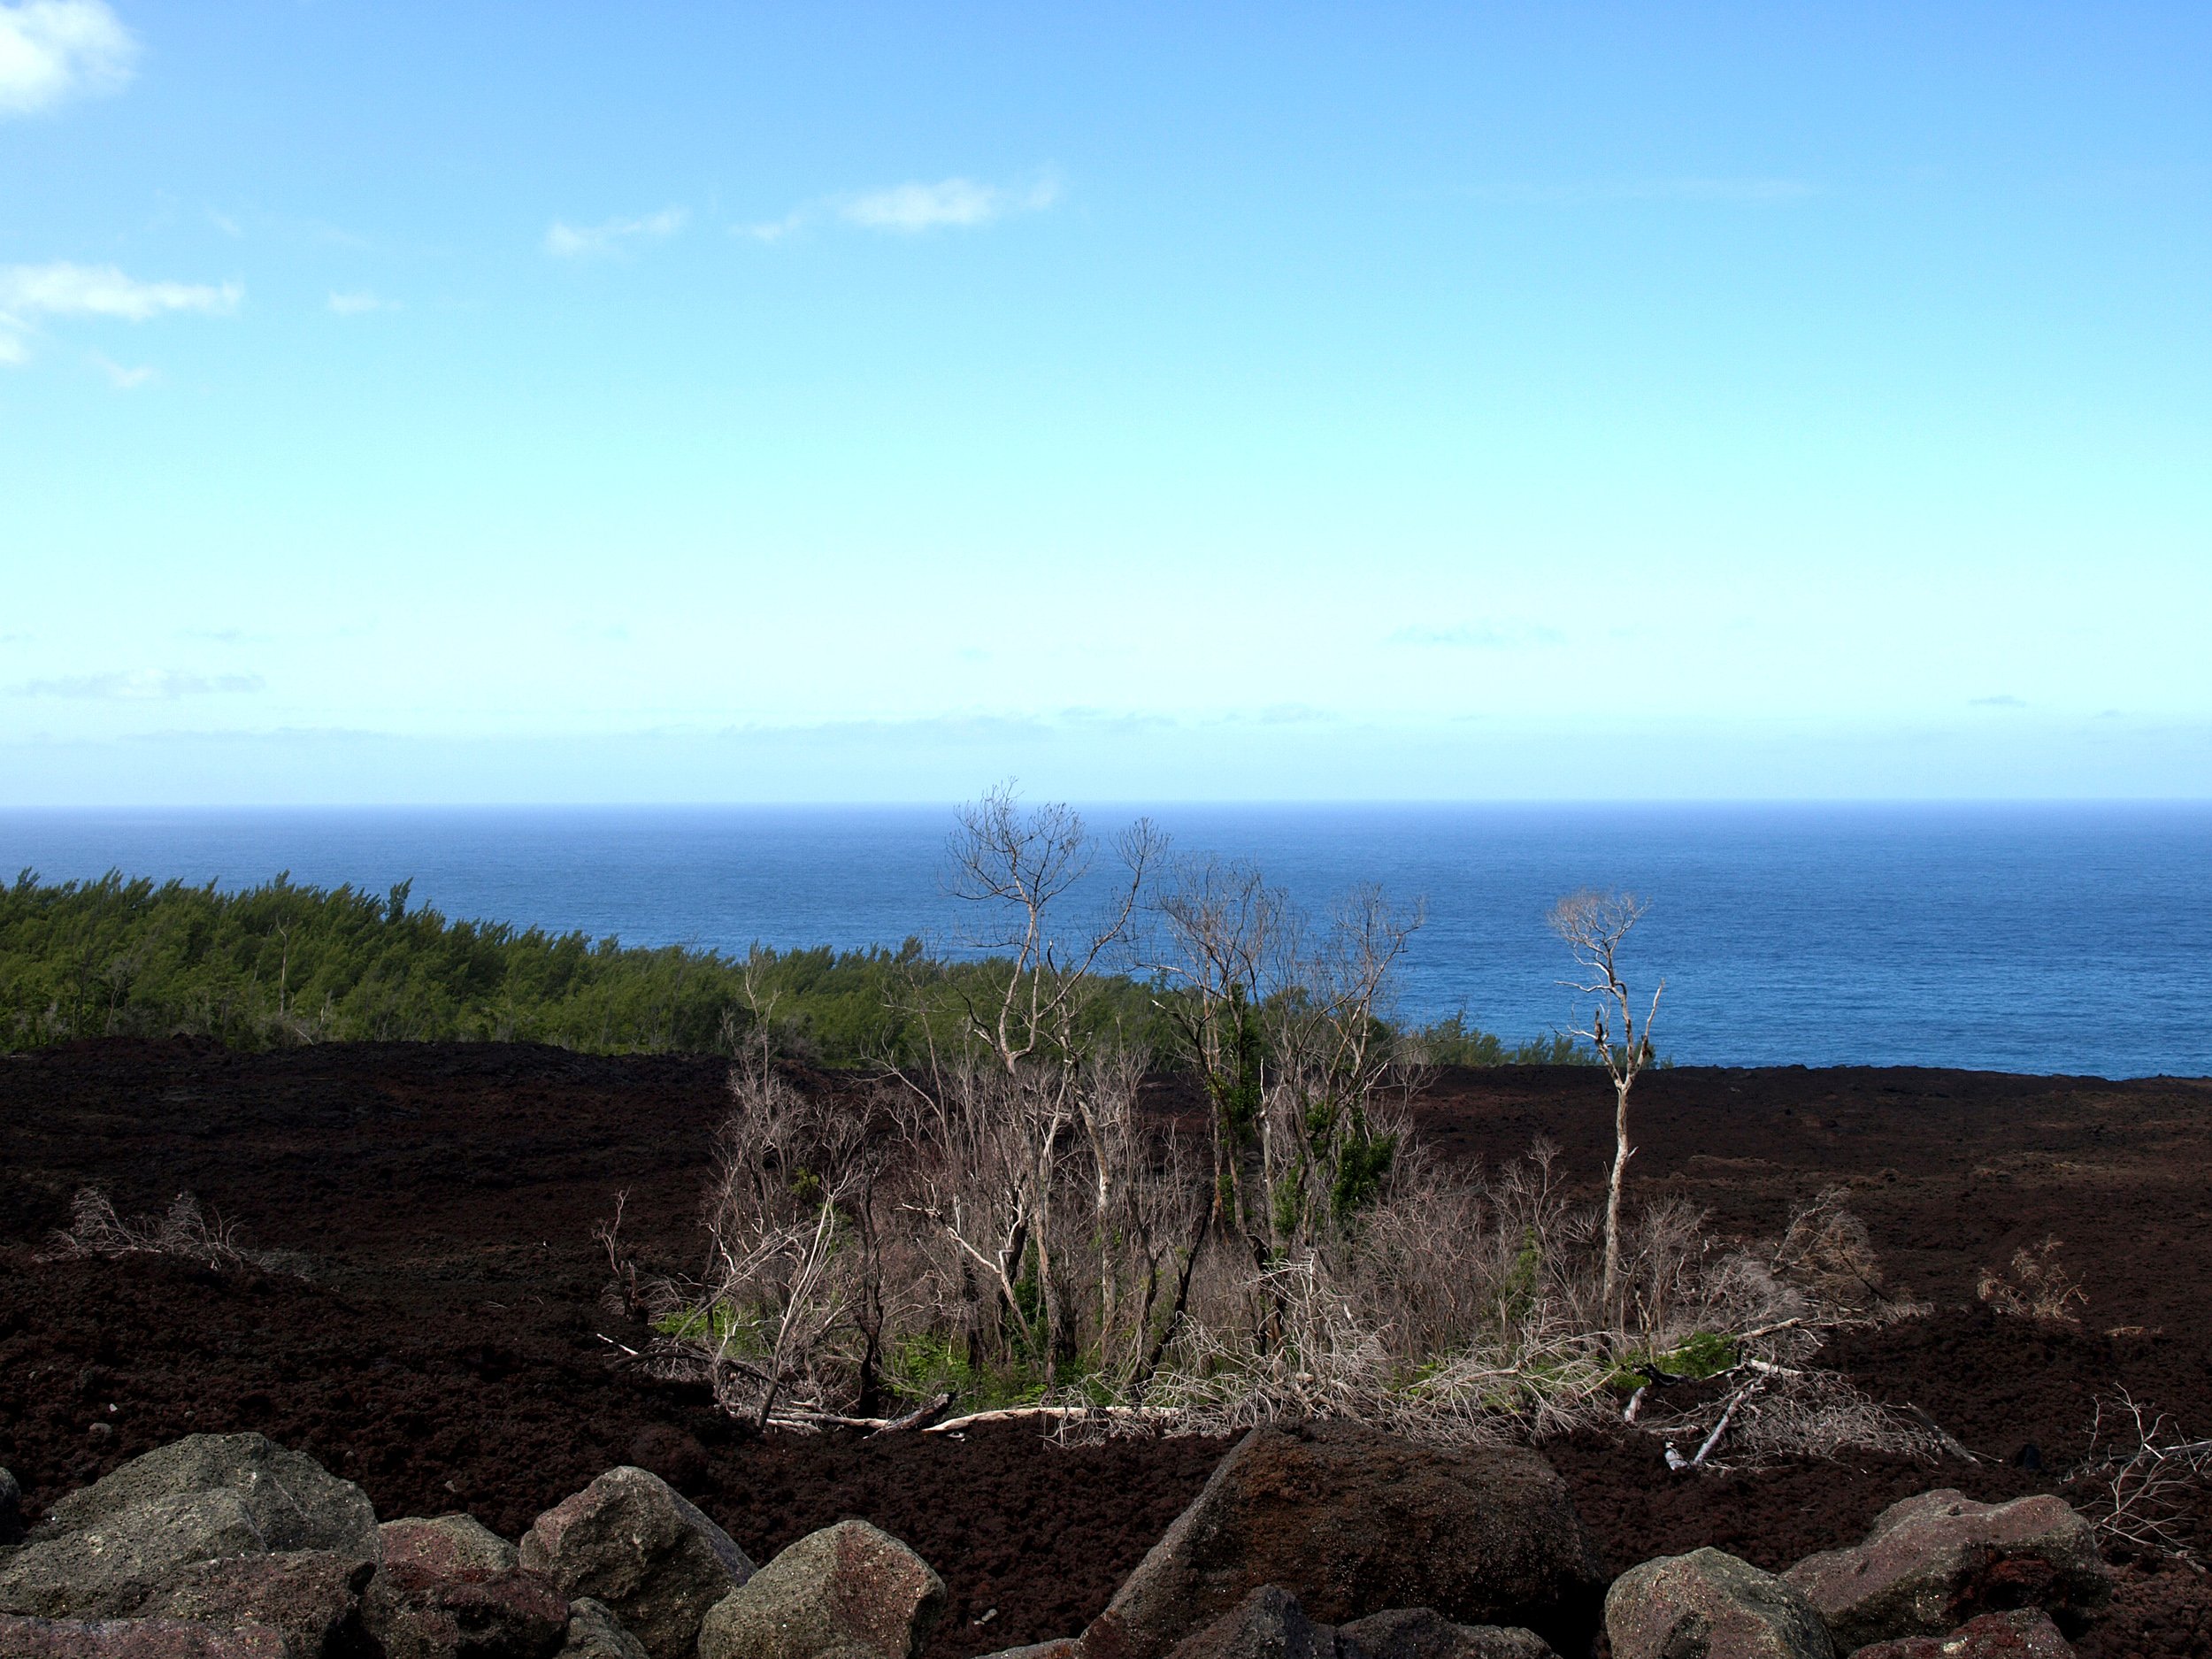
3,803 -> 2207,1078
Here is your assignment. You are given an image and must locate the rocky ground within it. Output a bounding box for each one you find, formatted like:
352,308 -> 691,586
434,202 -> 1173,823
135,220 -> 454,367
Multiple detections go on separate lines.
4,1041 -> 2211,1656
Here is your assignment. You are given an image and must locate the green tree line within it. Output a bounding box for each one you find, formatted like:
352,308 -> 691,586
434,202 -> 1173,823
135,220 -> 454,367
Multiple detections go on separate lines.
0,869 -> 1575,1065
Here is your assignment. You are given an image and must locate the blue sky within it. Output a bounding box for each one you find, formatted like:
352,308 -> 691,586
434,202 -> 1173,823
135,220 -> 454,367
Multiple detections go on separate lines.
3,2 -> 2208,803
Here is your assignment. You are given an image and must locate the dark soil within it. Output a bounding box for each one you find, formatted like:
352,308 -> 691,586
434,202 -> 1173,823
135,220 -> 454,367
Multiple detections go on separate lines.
4,1041 -> 2210,1656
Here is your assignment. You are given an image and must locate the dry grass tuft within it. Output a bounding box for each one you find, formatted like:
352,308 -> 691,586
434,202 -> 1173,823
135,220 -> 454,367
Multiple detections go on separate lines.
42,1186 -> 308,1278
1978,1236 -> 2088,1322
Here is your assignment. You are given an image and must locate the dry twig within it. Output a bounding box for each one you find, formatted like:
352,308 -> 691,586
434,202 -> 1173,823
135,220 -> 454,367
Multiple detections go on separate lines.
42,1187 -> 306,1278
2065,1390 -> 2212,1562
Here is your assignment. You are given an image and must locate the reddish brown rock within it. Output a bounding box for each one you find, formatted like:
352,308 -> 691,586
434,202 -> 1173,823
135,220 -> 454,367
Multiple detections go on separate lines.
1079,1425 -> 1603,1659
520,1467 -> 752,1659
1162,1586 -> 1335,1659
1849,1607 -> 2075,1659
1781,1492 -> 2109,1650
380,1516 -> 522,1582
0,1614 -> 288,1657
1606,1548 -> 1834,1659
365,1515 -> 569,1659
147,1549 -> 373,1658
695,1519 -> 945,1659
1338,1607 -> 1555,1659
558,1597 -> 650,1659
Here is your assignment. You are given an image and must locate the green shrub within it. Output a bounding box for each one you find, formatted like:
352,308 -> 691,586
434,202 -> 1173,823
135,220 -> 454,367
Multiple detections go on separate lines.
0,868 -> 1560,1071
1409,1008 -> 1595,1066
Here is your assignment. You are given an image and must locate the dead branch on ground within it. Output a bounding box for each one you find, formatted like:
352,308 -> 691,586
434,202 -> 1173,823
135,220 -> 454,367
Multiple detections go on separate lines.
41,1187 -> 307,1278
2065,1390 -> 2212,1563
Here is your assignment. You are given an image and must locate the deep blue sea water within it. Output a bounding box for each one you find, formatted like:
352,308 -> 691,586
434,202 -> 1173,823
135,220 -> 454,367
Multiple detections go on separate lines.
3,804 -> 2207,1078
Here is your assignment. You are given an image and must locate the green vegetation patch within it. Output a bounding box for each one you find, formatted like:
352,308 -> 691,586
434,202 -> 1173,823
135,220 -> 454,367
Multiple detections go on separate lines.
0,868 -> 1563,1067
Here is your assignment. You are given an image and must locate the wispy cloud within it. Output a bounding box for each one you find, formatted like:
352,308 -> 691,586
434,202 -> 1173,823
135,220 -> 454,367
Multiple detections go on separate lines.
1464,177 -> 1815,207
841,173 -> 1060,233
543,206 -> 687,258
327,288 -> 396,316
0,261 -> 241,320
0,0 -> 135,118
1387,621 -> 1565,649
736,173 -> 1063,242
88,350 -> 153,388
1970,694 -> 2027,709
0,326 -> 24,366
733,210 -> 806,244
10,669 -> 265,700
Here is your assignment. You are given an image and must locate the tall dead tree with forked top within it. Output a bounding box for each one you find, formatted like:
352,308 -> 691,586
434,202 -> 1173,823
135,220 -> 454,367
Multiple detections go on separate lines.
900,784 -> 1164,1386
1548,889 -> 1663,1329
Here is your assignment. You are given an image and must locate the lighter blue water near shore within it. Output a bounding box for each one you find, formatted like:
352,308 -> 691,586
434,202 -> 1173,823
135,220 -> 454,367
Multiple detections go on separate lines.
4,804 -> 2207,1078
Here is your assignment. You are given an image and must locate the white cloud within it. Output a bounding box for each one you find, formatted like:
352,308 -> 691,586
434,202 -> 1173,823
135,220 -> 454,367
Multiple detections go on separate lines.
88,350 -> 153,388
839,174 -> 1060,233
9,669 -> 265,699
543,206 -> 687,258
733,211 -> 805,244
0,0 -> 135,117
0,325 -> 24,365
0,261 -> 240,320
327,288 -> 395,316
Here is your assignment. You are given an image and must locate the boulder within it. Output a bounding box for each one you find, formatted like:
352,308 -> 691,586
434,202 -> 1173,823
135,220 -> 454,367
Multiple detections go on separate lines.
0,1436 -> 380,1624
1135,1588 -> 1561,1659
1782,1492 -> 2109,1649
147,1550 -> 375,1658
0,1614 -> 288,1657
696,1519 -> 944,1659
1338,1609 -> 1555,1659
380,1516 -> 523,1579
365,1515 -> 571,1659
0,1491 -> 273,1619
38,1436 -> 379,1564
1606,1548 -> 1836,1659
520,1468 -> 753,1659
2,1465 -> 23,1547
1079,1424 -> 1604,1659
560,1598 -> 651,1659
1849,1608 -> 2075,1659
1163,1586 -> 1337,1659
975,1646 -> 1083,1659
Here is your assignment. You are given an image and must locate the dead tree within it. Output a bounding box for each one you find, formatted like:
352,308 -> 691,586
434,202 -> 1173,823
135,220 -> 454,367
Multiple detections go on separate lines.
1548,889 -> 1663,1328
943,785 -> 1158,1076
911,785 -> 1162,1384
1154,861 -> 1424,1259
1149,856 -> 1289,1262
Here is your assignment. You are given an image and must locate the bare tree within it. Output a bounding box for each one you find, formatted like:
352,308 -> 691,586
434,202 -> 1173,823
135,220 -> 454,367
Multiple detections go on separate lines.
943,785 -> 1160,1076
1548,889 -> 1663,1326
694,1052 -> 872,1426
1149,856 -> 1291,1257
900,785 -> 1164,1385
1152,859 -> 1423,1273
